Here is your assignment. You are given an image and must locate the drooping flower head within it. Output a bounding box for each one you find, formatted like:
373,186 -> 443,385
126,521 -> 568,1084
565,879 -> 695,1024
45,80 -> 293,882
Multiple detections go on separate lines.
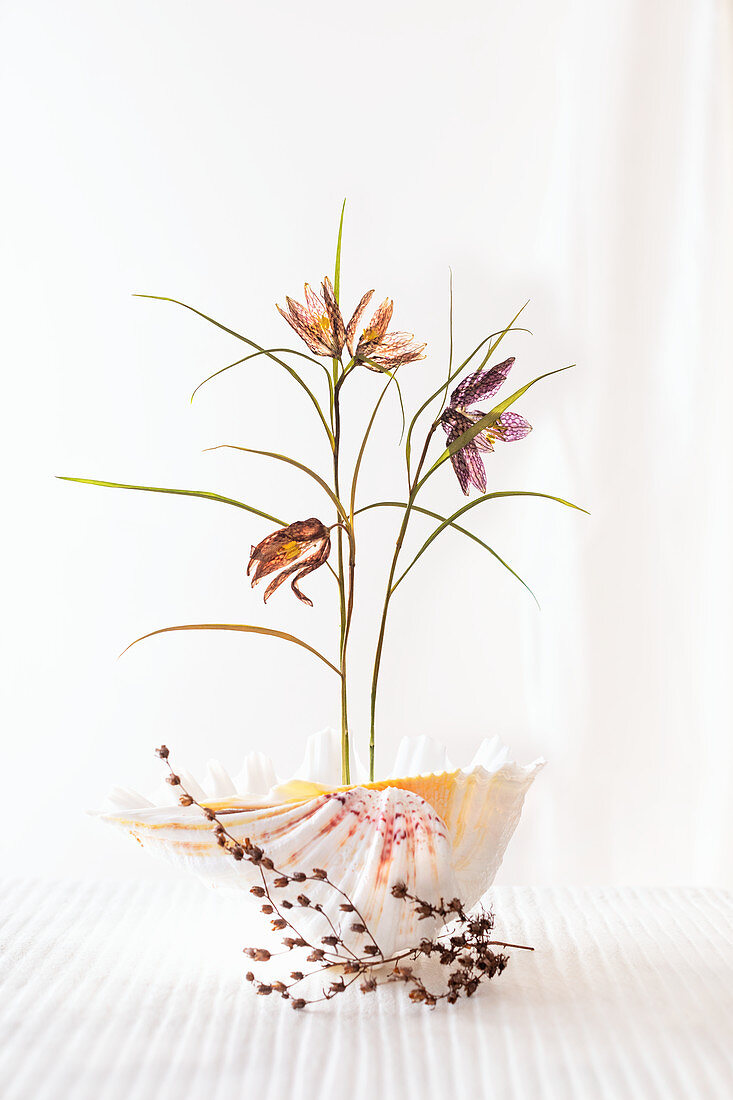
440,357 -> 532,495
347,295 -> 427,372
247,518 -> 331,606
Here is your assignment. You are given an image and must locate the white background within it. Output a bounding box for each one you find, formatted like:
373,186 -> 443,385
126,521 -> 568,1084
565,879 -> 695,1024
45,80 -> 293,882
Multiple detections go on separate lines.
1,0 -> 731,887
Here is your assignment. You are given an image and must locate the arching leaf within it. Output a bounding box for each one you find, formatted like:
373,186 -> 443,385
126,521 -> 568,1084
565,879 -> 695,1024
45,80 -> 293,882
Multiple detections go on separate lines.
57,477 -> 285,525
120,623 -> 341,675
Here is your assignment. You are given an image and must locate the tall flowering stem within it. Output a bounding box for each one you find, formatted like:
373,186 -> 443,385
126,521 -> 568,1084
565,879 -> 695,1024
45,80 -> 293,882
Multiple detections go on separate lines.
332,202 -> 351,785
369,423 -> 439,780
61,208 -> 583,792
333,368 -> 354,785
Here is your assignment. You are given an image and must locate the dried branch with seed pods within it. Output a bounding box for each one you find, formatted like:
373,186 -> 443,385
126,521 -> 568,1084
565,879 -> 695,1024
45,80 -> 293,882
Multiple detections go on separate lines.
156,746 -> 533,1010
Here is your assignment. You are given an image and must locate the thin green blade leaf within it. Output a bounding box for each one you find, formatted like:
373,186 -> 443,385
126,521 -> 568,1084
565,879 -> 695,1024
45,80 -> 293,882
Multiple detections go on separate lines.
475,300 -> 530,372
438,267 -> 455,413
134,294 -> 334,445
392,370 -> 407,444
334,198 -> 346,304
392,489 -> 588,590
354,499 -> 539,605
120,623 -> 341,676
57,477 -> 285,525
349,373 -> 399,521
191,347 -> 334,404
204,444 -> 348,521
425,364 -> 575,483
333,199 -> 346,388
359,362 -> 407,442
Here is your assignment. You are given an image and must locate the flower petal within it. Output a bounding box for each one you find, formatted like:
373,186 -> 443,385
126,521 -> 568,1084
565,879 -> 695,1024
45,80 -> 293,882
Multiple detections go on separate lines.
263,536 -> 331,606
303,283 -> 325,318
441,411 -> 488,494
463,442 -> 487,494
370,331 -> 415,353
487,411 -> 533,442
277,300 -> 330,356
464,409 -> 495,452
367,298 -> 394,341
322,276 -> 346,356
369,343 -> 427,369
450,357 -> 515,408
248,519 -> 329,589
448,447 -> 471,495
346,289 -> 375,356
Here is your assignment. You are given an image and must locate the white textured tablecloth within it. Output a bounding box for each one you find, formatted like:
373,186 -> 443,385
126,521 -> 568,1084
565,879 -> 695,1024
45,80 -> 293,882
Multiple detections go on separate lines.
1,881 -> 731,1100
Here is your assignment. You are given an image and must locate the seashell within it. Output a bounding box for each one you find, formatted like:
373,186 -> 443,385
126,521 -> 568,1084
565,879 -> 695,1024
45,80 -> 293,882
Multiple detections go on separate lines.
98,730 -> 543,957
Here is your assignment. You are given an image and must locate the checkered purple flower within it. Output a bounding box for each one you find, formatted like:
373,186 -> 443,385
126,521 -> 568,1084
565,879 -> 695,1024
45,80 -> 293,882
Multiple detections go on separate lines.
440,357 -> 532,495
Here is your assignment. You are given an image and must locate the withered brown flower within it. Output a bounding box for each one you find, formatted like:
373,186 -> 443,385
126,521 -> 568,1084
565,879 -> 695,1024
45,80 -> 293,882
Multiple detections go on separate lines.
247,518 -> 331,606
347,296 -> 426,372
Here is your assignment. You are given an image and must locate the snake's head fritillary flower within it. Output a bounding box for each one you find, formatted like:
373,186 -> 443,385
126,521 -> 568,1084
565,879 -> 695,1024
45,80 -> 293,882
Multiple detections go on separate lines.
247,519 -> 331,606
440,357 -> 532,495
347,296 -> 426,372
276,278 -> 347,358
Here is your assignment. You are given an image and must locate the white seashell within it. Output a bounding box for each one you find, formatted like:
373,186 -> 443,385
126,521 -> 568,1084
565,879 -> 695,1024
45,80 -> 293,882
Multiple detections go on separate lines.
97,730 -> 543,957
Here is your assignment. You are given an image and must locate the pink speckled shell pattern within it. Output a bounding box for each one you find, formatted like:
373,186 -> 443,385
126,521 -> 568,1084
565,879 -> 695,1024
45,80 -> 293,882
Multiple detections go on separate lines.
99,731 -> 543,957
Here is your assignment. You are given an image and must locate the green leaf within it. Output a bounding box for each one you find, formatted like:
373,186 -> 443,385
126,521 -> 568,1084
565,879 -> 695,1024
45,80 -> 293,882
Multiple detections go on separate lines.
56,477 -> 285,525
334,198 -> 346,304
191,347 -> 334,404
475,300 -> 530,372
349,374 -> 399,521
391,370 -> 407,444
424,364 -> 575,485
120,623 -> 341,676
133,294 -> 334,446
393,490 -> 588,592
354,499 -> 539,605
437,267 -> 455,416
359,360 -> 407,442
333,199 -> 346,388
204,444 -> 349,521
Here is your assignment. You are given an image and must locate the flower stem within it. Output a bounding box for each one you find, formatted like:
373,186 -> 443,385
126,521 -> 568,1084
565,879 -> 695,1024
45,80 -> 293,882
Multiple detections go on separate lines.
333,382 -> 351,785
368,423 -> 438,780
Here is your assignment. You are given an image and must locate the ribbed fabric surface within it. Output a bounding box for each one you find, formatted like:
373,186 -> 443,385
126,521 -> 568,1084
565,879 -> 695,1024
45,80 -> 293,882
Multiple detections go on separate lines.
1,881 -> 730,1100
